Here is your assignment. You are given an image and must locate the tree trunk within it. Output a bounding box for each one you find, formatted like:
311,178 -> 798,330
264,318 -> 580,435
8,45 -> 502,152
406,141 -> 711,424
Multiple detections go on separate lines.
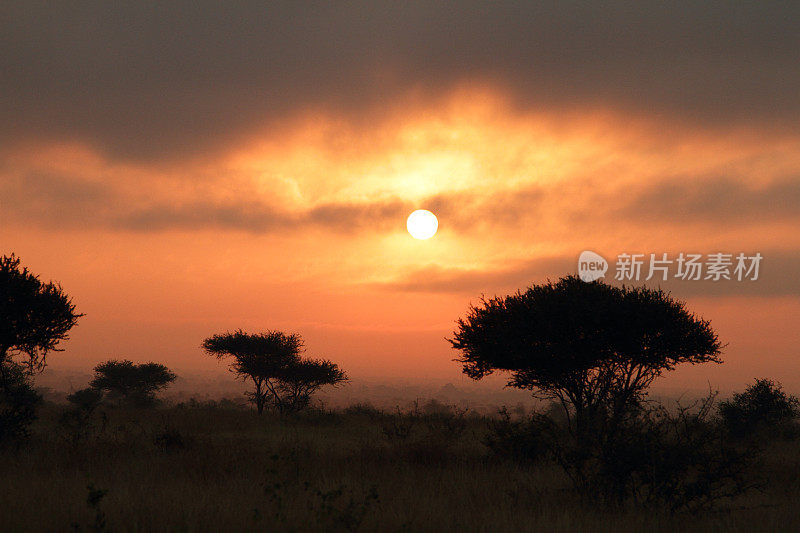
0,346 -> 8,392
254,377 -> 265,414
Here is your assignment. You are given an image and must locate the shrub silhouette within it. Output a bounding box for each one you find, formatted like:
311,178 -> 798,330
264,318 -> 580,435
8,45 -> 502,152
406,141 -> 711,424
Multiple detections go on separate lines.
59,387 -> 107,445
89,360 -> 176,407
485,407 -> 551,463
575,392 -> 757,510
719,378 -> 800,439
153,426 -> 190,452
0,361 -> 41,444
202,330 -> 347,414
69,483 -> 109,532
486,392 -> 757,510
67,387 -> 104,413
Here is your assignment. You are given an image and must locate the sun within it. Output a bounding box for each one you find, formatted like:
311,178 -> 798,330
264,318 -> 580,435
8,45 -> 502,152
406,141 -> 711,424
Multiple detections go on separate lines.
406,209 -> 438,240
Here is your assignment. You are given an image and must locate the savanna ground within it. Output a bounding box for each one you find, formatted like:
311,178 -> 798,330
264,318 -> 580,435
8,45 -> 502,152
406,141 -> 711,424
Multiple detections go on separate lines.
3,400 -> 800,532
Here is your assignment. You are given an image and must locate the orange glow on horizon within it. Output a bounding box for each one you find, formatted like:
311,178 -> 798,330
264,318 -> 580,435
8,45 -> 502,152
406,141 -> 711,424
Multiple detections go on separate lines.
3,85 -> 799,389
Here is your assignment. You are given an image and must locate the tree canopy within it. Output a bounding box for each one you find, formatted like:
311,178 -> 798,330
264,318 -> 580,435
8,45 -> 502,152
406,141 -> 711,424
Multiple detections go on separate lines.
89,360 -> 177,407
449,275 -> 722,434
275,358 -> 349,412
0,254 -> 82,372
202,330 -> 347,413
719,378 -> 800,438
1,254 -> 79,441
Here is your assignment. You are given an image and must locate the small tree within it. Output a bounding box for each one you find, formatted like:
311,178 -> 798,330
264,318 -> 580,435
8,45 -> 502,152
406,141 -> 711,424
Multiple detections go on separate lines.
449,275 -> 722,438
89,360 -> 176,407
61,387 -> 106,445
202,330 -> 302,414
719,378 -> 800,438
202,330 -> 347,413
67,387 -> 104,414
275,358 -> 348,412
1,254 -> 81,440
0,254 -> 82,373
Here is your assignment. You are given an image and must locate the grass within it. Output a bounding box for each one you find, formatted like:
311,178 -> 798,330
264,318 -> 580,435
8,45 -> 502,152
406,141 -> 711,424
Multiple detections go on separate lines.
2,401 -> 800,532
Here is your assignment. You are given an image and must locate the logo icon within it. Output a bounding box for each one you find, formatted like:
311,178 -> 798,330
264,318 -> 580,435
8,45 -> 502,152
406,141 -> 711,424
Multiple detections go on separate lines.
578,251 -> 608,282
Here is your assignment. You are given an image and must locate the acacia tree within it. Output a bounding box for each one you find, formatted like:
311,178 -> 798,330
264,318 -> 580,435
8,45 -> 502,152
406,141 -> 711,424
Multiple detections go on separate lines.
275,358 -> 348,412
1,254 -> 82,440
449,275 -> 722,438
90,360 -> 177,407
202,330 -> 348,414
0,254 -> 82,374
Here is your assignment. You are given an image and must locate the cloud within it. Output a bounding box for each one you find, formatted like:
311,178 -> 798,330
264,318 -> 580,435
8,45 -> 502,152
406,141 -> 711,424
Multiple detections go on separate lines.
375,256 -> 576,295
619,177 -> 800,224
2,2 -> 799,161
0,169 -> 411,233
378,250 -> 800,298
0,172 -> 114,228
424,175 -> 800,236
3,166 -> 799,236
116,198 -> 410,233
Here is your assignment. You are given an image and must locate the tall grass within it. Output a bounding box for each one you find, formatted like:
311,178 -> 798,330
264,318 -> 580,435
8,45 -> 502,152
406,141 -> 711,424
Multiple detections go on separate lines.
1,401 -> 799,532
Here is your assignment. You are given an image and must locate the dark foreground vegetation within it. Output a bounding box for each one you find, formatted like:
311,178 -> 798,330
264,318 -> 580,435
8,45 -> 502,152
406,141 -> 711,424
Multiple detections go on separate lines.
2,392 -> 800,532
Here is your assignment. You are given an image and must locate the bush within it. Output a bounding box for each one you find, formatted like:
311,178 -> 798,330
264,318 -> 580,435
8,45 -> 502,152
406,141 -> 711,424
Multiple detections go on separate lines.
67,387 -> 104,413
580,394 -> 758,511
153,426 -> 190,452
485,407 -> 550,463
0,362 -> 42,444
342,402 -> 382,419
60,388 -> 108,445
69,484 -> 109,532
380,407 -> 416,443
719,378 -> 800,439
378,403 -> 471,465
489,393 -> 758,511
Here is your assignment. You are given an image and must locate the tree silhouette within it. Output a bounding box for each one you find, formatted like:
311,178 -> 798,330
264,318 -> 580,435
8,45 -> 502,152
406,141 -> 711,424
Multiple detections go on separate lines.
719,378 -> 800,438
0,254 -> 82,374
449,275 -> 722,438
1,254 -> 81,440
202,330 -> 347,413
274,358 -> 348,412
90,360 -> 176,407
67,387 -> 104,413
0,361 -> 41,442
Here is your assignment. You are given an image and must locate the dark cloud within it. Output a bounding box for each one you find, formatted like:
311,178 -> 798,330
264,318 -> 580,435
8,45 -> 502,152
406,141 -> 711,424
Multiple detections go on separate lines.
427,176 -> 800,234
2,2 -> 798,161
2,167 -> 798,234
619,177 -> 800,224
0,170 -> 411,233
116,198 -> 410,233
379,250 -> 800,298
0,172 -> 114,228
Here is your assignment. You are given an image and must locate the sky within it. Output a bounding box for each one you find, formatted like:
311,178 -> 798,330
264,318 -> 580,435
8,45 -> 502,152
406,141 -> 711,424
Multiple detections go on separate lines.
2,2 -> 799,393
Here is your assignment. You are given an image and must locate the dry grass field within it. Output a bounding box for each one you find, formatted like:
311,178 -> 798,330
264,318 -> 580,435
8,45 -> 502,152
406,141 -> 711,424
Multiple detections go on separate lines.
2,401 -> 800,532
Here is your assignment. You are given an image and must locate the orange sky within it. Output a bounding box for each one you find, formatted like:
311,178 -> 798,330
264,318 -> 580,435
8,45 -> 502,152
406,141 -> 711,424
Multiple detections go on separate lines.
2,3 -> 799,393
